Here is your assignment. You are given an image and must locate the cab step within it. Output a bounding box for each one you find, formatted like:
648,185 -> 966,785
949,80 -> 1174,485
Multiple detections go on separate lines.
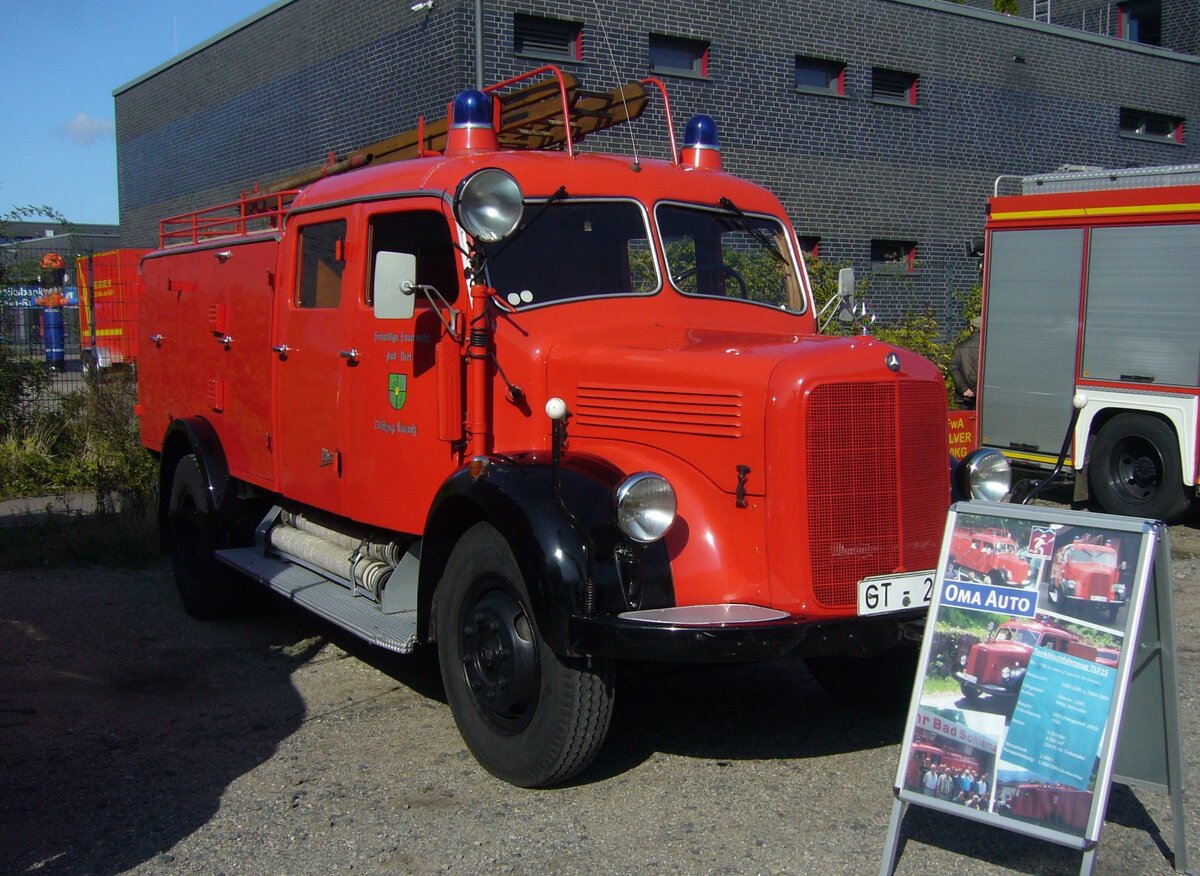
216,547 -> 418,653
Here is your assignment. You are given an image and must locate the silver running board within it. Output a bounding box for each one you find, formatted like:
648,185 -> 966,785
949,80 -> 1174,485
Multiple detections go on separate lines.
216,547 -> 418,654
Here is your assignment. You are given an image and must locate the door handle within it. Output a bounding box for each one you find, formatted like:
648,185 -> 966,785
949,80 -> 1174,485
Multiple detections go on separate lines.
339,348 -> 359,362
272,344 -> 295,356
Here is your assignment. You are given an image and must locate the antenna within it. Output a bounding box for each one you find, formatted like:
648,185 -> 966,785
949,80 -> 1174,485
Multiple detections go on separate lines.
589,0 -> 640,168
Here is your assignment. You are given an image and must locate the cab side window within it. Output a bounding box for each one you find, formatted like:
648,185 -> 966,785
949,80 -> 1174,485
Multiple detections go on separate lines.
368,211 -> 459,305
297,220 -> 347,308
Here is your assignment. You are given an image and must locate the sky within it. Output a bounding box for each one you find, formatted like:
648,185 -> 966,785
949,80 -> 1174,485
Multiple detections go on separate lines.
1,0 -> 273,226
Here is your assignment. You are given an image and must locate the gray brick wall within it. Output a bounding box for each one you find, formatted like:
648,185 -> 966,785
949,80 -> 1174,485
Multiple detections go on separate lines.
115,0 -> 1200,329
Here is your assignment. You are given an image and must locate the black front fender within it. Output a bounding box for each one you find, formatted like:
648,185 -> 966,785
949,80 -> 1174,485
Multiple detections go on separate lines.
420,454 -> 673,655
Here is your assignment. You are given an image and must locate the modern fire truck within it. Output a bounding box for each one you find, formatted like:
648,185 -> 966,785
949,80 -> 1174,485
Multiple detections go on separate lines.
136,68 -> 1009,786
977,164 -> 1200,522
76,249 -> 147,371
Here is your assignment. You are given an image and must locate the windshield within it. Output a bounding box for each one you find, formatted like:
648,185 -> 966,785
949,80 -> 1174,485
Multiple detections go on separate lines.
1069,547 -> 1118,567
656,202 -> 805,312
481,200 -> 657,308
995,627 -> 1039,646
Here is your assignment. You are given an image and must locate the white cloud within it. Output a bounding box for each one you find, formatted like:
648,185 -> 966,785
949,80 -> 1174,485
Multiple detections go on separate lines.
57,112 -> 115,147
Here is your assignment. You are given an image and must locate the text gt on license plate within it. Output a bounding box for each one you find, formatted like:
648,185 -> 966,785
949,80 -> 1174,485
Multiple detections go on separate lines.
857,571 -> 934,616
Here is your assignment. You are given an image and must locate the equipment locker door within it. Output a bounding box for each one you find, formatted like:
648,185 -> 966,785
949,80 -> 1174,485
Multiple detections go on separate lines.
342,203 -> 465,531
273,212 -> 356,515
979,227 -> 1084,463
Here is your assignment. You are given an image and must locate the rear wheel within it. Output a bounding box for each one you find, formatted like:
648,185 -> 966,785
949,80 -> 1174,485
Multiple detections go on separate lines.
807,645 -> 919,712
167,454 -> 243,619
1088,413 -> 1191,521
436,522 -> 614,787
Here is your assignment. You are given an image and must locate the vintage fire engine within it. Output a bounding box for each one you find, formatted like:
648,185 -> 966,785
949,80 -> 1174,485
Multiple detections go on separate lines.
1047,535 -> 1126,622
956,618 -> 1081,703
948,527 -> 1030,586
137,69 -> 1009,786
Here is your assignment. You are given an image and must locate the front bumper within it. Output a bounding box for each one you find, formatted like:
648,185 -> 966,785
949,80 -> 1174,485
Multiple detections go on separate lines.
569,604 -> 925,663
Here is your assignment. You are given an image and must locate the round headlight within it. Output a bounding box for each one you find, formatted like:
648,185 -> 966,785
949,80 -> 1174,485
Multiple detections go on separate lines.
614,472 -> 677,543
957,448 -> 1012,503
454,168 -> 524,243
1001,666 -> 1012,680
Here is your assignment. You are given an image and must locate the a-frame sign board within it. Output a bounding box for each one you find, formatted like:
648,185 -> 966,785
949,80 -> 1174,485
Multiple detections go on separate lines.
879,502 -> 1188,876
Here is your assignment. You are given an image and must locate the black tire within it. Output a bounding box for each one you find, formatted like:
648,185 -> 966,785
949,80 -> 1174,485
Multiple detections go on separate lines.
806,645 -> 919,712
1088,413 -> 1191,522
435,522 -> 614,787
960,683 -> 981,703
167,454 -> 243,619
987,568 -> 1008,588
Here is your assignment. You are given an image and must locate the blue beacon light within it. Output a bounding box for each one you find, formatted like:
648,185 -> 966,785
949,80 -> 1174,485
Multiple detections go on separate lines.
681,114 -> 722,170
446,90 -> 498,154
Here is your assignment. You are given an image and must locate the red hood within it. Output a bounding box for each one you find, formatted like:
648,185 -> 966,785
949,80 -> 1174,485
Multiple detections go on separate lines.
548,324 -> 944,494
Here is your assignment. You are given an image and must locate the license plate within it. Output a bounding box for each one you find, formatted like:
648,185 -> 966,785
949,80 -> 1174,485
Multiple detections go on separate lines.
857,571 -> 934,616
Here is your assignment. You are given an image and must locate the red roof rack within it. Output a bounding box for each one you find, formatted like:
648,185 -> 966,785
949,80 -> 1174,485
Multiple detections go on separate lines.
159,186 -> 298,248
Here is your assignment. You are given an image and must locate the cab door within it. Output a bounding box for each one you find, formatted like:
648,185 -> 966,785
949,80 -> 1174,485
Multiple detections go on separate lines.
273,211 -> 357,515
341,202 -> 465,532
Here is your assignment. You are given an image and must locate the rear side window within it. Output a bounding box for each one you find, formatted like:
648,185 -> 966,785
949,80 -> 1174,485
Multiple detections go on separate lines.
297,220 -> 346,308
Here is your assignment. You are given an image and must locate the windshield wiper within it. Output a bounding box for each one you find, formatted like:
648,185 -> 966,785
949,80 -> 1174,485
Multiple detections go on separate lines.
489,186 -> 568,262
717,197 -> 786,264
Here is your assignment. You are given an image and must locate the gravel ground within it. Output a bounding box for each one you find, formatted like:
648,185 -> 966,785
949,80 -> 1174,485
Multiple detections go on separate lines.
1,513 -> 1196,876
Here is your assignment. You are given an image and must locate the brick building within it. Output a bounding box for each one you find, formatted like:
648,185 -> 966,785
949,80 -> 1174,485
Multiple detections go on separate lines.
114,0 -> 1199,325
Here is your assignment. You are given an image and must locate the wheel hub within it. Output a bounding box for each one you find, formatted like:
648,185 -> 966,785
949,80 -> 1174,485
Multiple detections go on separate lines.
1111,437 -> 1161,503
459,584 -> 539,732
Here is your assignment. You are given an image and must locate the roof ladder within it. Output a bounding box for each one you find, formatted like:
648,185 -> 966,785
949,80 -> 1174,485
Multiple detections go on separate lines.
1033,0 -> 1051,23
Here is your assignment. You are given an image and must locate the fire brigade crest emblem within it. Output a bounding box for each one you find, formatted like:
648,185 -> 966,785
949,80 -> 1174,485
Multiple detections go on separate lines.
388,373 -> 407,410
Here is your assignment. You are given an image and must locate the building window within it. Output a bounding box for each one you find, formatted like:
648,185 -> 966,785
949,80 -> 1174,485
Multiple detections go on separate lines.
1118,0 -> 1162,45
799,236 -> 822,259
795,57 -> 845,96
1119,107 -> 1184,144
871,239 -> 917,272
649,34 -> 709,78
872,67 -> 918,106
514,14 -> 582,62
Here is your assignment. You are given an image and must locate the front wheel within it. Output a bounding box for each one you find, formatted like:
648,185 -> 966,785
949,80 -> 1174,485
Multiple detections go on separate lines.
435,522 -> 614,787
1088,413 -> 1191,521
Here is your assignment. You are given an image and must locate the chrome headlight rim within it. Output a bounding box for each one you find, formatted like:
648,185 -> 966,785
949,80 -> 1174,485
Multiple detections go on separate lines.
614,472 -> 677,544
453,168 -> 524,243
957,448 -> 1012,503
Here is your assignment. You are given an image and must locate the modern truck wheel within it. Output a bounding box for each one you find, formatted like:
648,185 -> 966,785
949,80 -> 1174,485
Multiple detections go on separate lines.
1088,413 -> 1191,522
167,454 -> 243,619
435,522 -> 614,788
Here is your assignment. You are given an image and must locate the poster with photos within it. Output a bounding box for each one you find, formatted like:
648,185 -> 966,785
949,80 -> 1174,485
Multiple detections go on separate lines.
893,501 -> 1158,849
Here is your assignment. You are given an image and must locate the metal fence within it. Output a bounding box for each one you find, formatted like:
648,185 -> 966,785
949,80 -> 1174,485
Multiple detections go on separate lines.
2,302 -> 91,410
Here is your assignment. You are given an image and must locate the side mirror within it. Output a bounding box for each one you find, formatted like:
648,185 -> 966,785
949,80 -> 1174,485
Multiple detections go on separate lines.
373,251 -> 417,320
836,267 -> 856,323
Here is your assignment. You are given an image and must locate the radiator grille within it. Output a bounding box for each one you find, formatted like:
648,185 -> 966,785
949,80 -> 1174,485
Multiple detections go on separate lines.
806,381 -> 947,609
575,384 -> 742,438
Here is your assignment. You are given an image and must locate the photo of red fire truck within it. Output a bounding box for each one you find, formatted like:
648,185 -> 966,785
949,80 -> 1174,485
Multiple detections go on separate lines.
948,527 -> 1030,587
1047,535 -> 1127,624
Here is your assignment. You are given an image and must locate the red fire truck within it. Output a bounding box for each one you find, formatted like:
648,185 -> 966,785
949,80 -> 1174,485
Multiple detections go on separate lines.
977,165 -> 1200,522
75,249 -> 148,371
956,618 -> 1080,703
1005,783 -> 1092,833
137,69 -> 1008,786
1047,535 -> 1126,622
948,527 -> 1030,586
